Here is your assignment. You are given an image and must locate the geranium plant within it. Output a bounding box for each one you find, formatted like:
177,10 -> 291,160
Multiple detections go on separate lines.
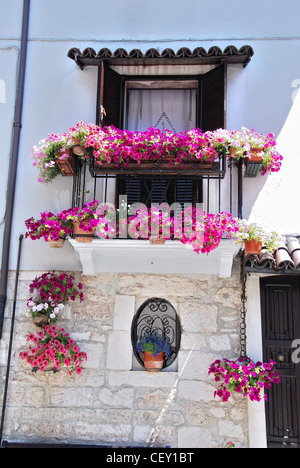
20,325 -> 87,375
27,271 -> 83,324
232,219 -> 282,252
208,356 -> 281,403
25,211 -> 73,243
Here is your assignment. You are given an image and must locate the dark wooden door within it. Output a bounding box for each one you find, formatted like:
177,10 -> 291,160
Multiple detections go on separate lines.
260,276 -> 300,448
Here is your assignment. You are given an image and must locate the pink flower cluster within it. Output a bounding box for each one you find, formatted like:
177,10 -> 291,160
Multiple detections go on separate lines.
123,206 -> 238,254
20,326 -> 87,375
85,126 -> 219,168
208,356 -> 281,403
227,127 -> 283,174
25,211 -> 73,242
29,271 -> 83,304
176,208 -> 238,254
30,122 -> 283,183
30,122 -> 99,183
66,199 -> 101,232
25,200 -> 102,240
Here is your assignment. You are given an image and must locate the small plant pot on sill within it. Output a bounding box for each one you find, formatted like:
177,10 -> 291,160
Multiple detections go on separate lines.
149,236 -> 165,245
244,239 -> 262,255
73,223 -> 96,243
48,238 -> 65,248
140,351 -> 166,372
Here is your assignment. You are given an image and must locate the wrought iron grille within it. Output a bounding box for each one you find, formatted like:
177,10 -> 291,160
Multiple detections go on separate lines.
131,298 -> 181,369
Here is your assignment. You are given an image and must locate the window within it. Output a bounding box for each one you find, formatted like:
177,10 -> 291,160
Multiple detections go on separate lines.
98,62 -> 226,133
131,297 -> 181,370
97,61 -> 226,209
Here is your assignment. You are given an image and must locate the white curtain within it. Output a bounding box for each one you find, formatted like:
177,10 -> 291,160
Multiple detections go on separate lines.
126,89 -> 197,133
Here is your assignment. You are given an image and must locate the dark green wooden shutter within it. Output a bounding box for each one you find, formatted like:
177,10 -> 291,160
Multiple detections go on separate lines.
97,62 -> 123,127
199,63 -> 227,131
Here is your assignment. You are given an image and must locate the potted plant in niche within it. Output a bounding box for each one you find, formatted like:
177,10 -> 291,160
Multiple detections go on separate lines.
135,333 -> 172,372
232,219 -> 282,255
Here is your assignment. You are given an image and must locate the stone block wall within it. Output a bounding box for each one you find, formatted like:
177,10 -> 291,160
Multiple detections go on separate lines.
0,259 -> 249,448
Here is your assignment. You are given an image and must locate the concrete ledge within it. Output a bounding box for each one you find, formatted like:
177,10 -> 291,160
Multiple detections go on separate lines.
69,239 -> 239,277
109,370 -> 179,388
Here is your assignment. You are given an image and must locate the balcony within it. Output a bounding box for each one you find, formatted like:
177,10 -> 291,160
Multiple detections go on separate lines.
65,151 -> 243,277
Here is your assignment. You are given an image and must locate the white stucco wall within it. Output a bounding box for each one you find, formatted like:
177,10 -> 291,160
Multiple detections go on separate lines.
0,0 -> 299,449
0,0 -> 299,272
0,0 -> 299,271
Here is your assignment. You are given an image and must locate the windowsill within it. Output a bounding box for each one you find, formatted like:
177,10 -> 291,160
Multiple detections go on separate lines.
108,369 -> 179,388
68,238 -> 239,277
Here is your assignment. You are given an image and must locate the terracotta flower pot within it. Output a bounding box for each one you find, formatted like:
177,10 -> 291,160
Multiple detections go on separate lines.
149,236 -> 165,245
249,148 -> 264,162
244,239 -> 262,255
72,138 -> 85,156
73,222 -> 96,243
140,351 -> 166,372
48,238 -> 65,248
229,146 -> 237,157
55,149 -> 76,176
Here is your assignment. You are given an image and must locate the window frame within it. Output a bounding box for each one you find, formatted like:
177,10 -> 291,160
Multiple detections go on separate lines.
95,62 -> 227,210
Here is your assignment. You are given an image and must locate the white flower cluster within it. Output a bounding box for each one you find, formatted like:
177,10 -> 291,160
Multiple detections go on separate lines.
27,300 -> 64,319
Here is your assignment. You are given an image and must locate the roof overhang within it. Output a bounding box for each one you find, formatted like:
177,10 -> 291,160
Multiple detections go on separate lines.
243,236 -> 300,276
67,45 -> 254,70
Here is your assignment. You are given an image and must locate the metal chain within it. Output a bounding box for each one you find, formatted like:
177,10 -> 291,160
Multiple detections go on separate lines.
240,272 -> 247,358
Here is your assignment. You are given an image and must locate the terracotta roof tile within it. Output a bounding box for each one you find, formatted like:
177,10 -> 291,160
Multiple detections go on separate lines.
244,236 -> 300,272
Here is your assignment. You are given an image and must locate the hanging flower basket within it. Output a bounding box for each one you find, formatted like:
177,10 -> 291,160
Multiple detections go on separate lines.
208,356 -> 281,402
244,148 -> 264,178
48,238 -> 65,248
25,212 -> 73,245
32,313 -> 50,328
20,326 -> 87,376
27,271 -> 84,327
55,149 -> 77,176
